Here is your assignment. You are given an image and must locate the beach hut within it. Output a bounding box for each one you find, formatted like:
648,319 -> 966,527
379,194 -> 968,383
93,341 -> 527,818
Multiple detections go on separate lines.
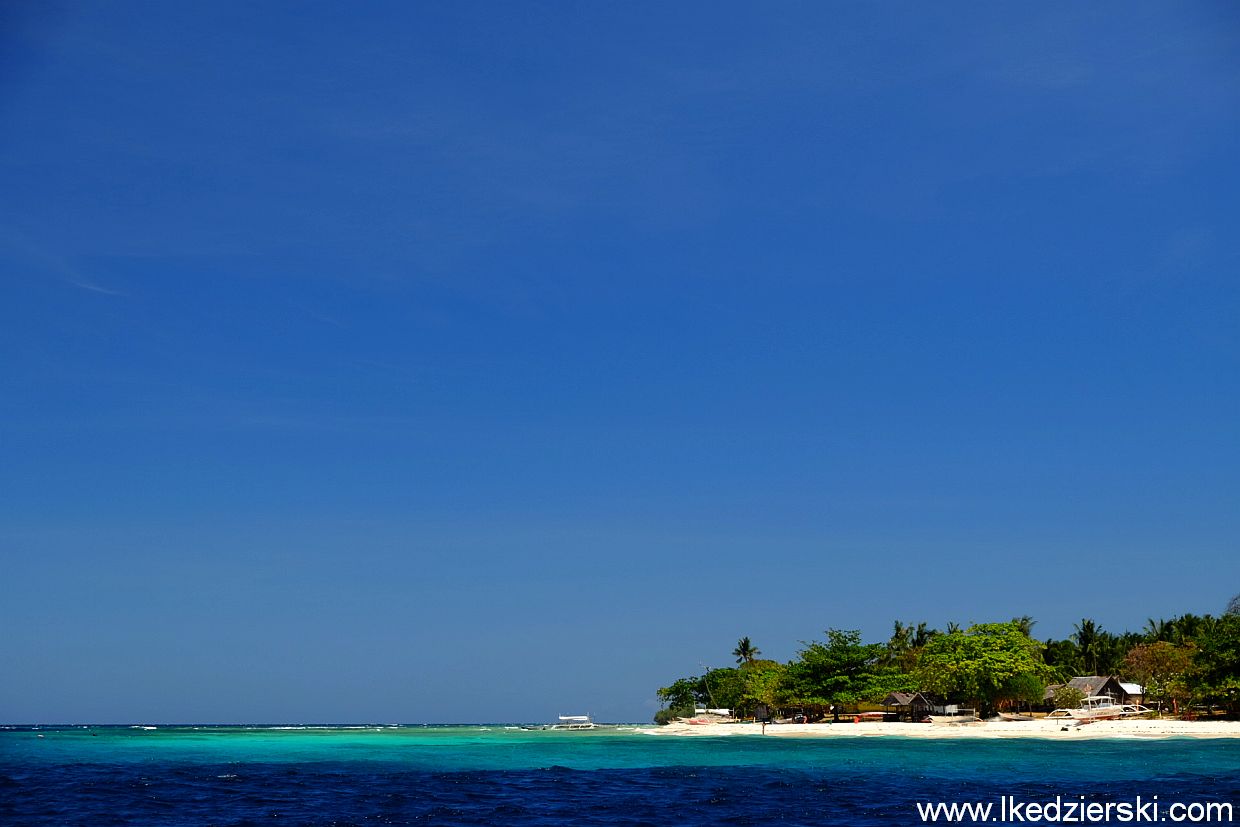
881,691 -> 934,721
1043,676 -> 1138,705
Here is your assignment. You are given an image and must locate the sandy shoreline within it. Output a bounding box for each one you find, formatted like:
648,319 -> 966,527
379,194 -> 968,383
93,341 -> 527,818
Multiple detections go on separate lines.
644,719 -> 1240,740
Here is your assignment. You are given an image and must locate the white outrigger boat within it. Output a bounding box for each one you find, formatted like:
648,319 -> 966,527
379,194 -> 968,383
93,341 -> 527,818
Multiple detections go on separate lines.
549,715 -> 596,730
519,714 -> 598,731
1047,696 -> 1153,722
928,707 -> 979,725
678,707 -> 736,725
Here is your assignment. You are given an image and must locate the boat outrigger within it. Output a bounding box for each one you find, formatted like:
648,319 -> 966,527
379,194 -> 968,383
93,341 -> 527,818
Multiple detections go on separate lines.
678,707 -> 735,725
1047,696 -> 1153,722
928,707 -> 979,725
519,714 -> 598,731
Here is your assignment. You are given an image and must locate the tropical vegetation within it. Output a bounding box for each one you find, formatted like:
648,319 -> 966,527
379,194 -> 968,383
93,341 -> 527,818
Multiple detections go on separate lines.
654,595 -> 1240,722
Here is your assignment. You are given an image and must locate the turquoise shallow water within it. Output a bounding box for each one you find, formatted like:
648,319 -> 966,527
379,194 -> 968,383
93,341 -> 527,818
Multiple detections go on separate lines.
6,725 -> 1240,778
3,726 -> 1239,825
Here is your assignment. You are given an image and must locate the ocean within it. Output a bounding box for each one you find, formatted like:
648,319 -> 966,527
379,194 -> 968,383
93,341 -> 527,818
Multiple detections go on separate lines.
2,725 -> 1238,825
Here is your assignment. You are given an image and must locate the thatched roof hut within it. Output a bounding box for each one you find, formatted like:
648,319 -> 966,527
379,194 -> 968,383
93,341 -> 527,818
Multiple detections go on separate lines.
1043,676 -> 1141,704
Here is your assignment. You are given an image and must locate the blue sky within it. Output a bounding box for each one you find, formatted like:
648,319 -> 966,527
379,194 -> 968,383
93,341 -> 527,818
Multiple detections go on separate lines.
2,2 -> 1238,723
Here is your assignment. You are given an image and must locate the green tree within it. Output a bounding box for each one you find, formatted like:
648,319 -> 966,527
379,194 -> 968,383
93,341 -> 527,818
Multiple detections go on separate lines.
654,676 -> 700,724
1124,641 -> 1194,711
997,672 -> 1046,710
882,621 -> 936,672
1164,614 -> 1217,646
915,622 -> 1053,715
701,666 -> 746,711
732,637 -> 761,665
739,659 -> 787,715
1189,614 -> 1240,717
1098,631 -> 1143,675
912,622 -> 935,649
1011,616 -> 1037,638
1052,685 -> 1086,710
1067,619 -> 1132,675
1073,619 -> 1103,674
1144,617 -> 1171,642
1042,637 -> 1082,680
884,621 -> 912,665
785,629 -> 908,707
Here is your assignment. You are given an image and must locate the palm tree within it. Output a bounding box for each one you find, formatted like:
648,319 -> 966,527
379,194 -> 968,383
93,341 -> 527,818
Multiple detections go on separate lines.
886,621 -> 912,666
1011,616 -> 1036,638
1167,613 -> 1214,645
1144,617 -> 1170,642
1228,593 -> 1240,616
733,637 -> 761,665
1073,619 -> 1102,674
946,621 -> 962,634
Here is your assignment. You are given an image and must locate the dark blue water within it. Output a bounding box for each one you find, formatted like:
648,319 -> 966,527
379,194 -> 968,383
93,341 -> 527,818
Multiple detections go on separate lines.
3,726 -> 1238,825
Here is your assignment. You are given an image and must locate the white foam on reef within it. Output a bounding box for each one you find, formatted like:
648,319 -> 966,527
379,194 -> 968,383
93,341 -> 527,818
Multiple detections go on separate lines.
246,726 -> 383,730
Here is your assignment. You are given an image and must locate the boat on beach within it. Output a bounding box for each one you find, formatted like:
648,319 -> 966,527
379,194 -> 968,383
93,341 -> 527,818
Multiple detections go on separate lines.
678,707 -> 736,725
1046,695 -> 1153,722
928,708 -> 979,725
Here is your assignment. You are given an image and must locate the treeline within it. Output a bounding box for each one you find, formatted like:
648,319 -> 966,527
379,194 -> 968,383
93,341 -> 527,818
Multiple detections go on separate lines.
654,597 -> 1240,724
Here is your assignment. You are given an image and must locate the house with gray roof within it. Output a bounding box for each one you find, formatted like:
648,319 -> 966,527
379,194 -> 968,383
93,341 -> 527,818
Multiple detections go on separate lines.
1043,675 -> 1143,705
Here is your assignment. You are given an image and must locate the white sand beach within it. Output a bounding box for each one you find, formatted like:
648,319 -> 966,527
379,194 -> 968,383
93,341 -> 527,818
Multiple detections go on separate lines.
646,719 -> 1240,740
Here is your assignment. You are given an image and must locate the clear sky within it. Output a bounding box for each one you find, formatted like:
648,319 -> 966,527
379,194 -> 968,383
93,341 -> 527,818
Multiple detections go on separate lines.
2,2 -> 1238,724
